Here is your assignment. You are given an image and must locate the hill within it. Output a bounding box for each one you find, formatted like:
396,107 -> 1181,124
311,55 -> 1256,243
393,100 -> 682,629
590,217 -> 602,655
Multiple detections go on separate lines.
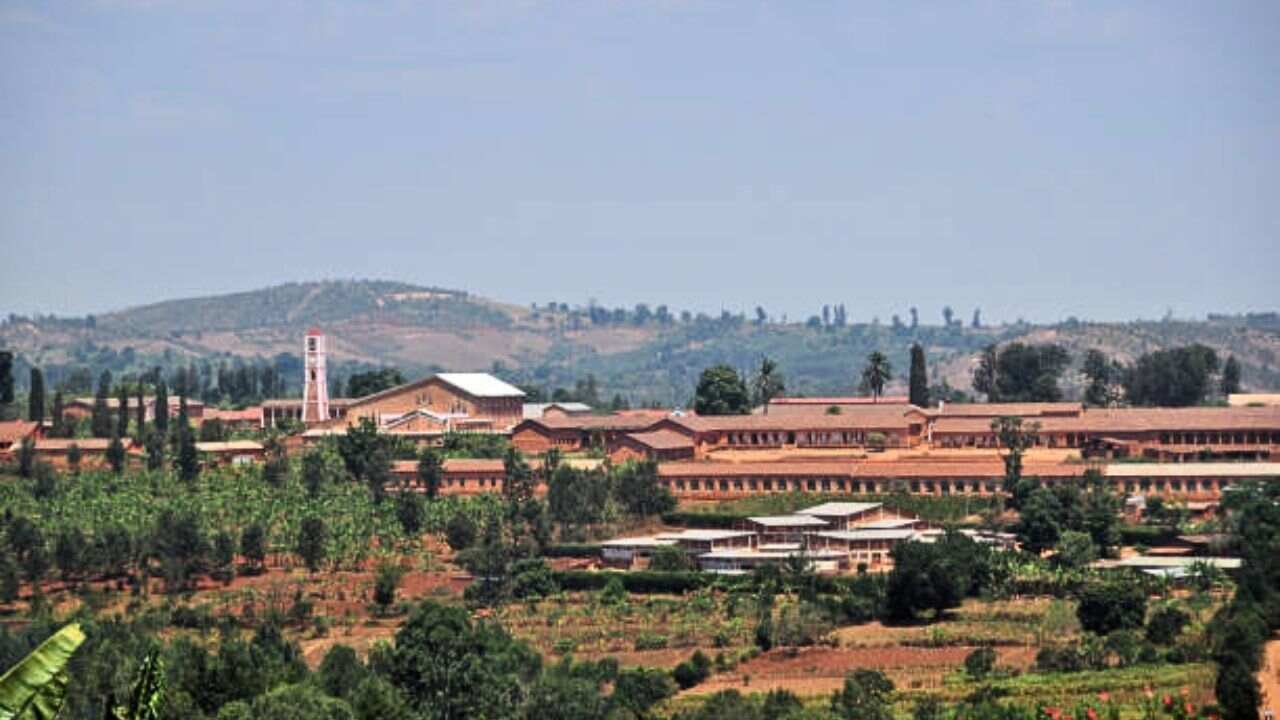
2,280 -> 1278,405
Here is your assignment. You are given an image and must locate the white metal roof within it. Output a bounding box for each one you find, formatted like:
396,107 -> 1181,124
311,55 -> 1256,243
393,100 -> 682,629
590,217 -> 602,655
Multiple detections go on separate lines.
816,529 -> 918,542
855,518 -> 919,529
657,529 -> 757,542
601,536 -> 678,548
523,402 -> 592,418
748,515 -> 829,527
1110,556 -> 1241,569
699,548 -> 846,560
436,373 -> 526,398
798,502 -> 882,517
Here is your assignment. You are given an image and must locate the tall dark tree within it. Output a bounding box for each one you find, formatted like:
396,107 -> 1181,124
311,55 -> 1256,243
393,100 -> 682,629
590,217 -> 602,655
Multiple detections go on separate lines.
972,344 -> 999,400
693,365 -> 751,415
751,356 -> 786,411
971,308 -> 982,328
90,370 -> 113,437
908,344 -> 929,408
909,307 -> 919,330
154,378 -> 169,438
106,434 -> 126,474
942,306 -> 955,327
135,383 -> 146,435
0,351 -> 13,412
1082,349 -> 1115,407
50,390 -> 65,438
860,352 -> 892,402
417,449 -> 443,500
1221,355 -> 1242,396
992,416 -> 1040,505
116,381 -> 130,437
988,343 -> 1070,402
173,394 -> 200,482
27,367 -> 45,424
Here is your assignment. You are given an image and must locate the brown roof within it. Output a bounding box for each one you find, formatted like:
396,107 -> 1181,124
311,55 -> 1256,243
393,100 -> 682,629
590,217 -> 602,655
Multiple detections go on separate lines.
932,406 -> 1280,434
929,402 -> 1083,418
0,421 -> 39,445
665,408 -> 920,433
769,396 -> 912,406
657,460 -> 1083,479
204,407 -> 263,422
516,415 -> 667,433
622,429 -> 695,451
195,441 -> 264,452
35,438 -> 117,451
391,458 -> 505,474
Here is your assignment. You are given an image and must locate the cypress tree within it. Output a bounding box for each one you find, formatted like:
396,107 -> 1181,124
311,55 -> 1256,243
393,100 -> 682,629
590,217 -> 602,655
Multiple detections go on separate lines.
116,381 -> 130,437
174,394 -> 199,482
154,379 -> 169,439
27,368 -> 45,425
135,384 -> 146,434
50,391 -> 65,438
908,344 -> 930,408
91,370 -> 113,438
0,351 -> 13,419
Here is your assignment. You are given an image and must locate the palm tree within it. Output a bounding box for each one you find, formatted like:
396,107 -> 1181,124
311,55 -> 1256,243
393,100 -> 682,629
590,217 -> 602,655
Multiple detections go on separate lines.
752,357 -> 786,413
860,351 -> 892,402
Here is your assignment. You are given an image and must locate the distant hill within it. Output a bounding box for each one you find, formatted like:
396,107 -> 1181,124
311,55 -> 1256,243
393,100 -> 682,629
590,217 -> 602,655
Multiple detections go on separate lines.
2,280 -> 1277,405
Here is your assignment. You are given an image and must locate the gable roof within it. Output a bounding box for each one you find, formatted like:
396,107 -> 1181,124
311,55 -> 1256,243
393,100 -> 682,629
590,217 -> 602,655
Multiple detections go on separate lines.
435,373 -> 525,398
621,429 -> 695,451
798,502 -> 883,517
663,407 -> 920,433
0,420 -> 39,445
523,402 -> 593,419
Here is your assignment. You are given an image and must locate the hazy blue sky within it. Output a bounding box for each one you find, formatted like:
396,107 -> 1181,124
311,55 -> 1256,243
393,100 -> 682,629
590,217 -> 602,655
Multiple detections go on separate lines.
1,1 -> 1276,324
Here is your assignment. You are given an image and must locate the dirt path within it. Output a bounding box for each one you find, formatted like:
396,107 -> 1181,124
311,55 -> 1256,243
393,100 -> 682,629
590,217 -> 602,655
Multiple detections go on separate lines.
1260,635 -> 1280,717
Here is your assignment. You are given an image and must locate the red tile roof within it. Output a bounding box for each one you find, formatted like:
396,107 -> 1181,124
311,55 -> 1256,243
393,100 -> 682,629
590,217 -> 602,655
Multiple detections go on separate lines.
0,421 -> 38,445
665,408 -> 920,433
622,429 -> 695,451
391,458 -> 505,474
931,406 -> 1280,434
657,460 -> 1083,479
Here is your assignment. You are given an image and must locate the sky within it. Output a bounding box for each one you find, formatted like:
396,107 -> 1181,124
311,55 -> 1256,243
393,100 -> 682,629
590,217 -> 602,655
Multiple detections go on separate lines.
1,1 -> 1277,325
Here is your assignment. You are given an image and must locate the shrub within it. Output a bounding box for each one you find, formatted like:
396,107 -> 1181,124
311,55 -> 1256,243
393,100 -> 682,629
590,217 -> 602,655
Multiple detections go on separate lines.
1145,605 -> 1190,645
673,650 -> 712,689
633,633 -> 668,651
963,646 -> 997,679
1075,579 -> 1147,635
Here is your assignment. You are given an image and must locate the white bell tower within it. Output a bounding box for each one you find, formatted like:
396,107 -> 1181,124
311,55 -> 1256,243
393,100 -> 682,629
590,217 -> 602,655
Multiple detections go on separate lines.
302,328 -> 330,424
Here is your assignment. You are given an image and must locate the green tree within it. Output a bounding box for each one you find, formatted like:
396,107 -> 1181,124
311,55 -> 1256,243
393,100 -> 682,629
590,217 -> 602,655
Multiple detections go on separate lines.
116,381 -> 130,437
336,418 -> 392,502
615,460 -> 676,517
135,383 -> 146,437
1015,488 -> 1063,555
296,516 -> 328,572
173,396 -> 199,483
963,647 -> 996,679
860,351 -> 892,402
972,344 -> 999,400
27,367 -> 44,425
1125,344 -> 1219,407
241,523 -> 267,573
49,391 -> 65,438
386,601 -> 541,720
302,448 -> 330,497
144,427 -> 165,471
751,356 -> 786,411
693,365 -> 751,415
1220,354 -> 1242,396
610,667 -> 676,717
1076,579 -> 1147,635
318,645 -> 366,699
154,378 -> 169,438
417,449 -> 443,499
830,669 -> 894,720
16,435 -> 35,478
884,542 -> 962,622
908,343 -> 929,408
395,491 -> 425,536
372,561 -> 404,615
91,370 -> 114,437
107,434 -> 126,474
445,512 -> 477,552
992,416 -> 1039,505
1082,349 -> 1117,407
0,351 -> 13,417
1081,469 -> 1122,557
1053,530 -> 1096,568
345,368 -> 406,398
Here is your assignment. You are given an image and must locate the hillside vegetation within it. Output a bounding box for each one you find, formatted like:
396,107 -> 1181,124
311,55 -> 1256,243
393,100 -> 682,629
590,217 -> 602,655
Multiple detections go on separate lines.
2,280 -> 1277,405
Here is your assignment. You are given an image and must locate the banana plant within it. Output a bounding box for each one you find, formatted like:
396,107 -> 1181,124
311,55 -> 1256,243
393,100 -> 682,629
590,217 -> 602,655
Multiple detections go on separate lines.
0,623 -> 85,720
111,650 -> 164,720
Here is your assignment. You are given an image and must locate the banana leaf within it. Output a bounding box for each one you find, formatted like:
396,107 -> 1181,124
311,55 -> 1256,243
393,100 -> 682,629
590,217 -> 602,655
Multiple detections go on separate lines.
0,623 -> 86,720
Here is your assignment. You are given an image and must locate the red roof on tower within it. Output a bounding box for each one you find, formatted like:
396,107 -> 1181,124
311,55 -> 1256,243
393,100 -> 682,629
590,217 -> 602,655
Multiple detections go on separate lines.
306,327 -> 324,336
